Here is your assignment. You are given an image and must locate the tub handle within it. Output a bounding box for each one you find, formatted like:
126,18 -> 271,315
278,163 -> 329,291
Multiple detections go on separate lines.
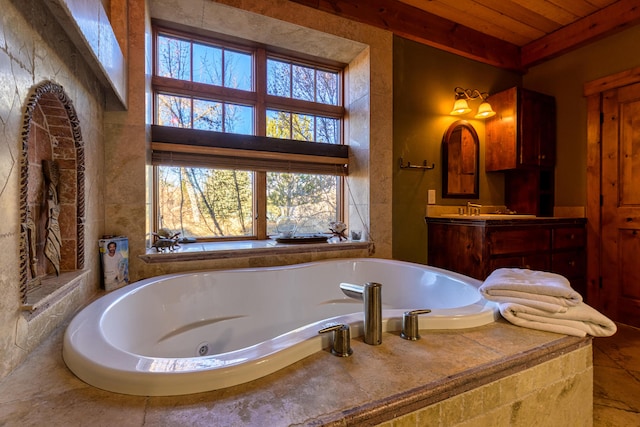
318,324 -> 353,357
400,309 -> 432,341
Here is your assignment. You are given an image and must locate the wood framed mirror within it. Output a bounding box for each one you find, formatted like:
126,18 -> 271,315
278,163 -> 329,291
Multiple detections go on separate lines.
442,120 -> 479,198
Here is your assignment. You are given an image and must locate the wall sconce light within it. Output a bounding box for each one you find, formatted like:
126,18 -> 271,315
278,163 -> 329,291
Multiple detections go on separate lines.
449,87 -> 496,119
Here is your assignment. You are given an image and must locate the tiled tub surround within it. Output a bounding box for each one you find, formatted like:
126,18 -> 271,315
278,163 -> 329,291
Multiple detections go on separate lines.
0,318 -> 591,426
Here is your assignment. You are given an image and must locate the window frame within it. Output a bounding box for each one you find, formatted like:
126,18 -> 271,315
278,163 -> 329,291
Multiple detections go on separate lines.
151,26 -> 347,241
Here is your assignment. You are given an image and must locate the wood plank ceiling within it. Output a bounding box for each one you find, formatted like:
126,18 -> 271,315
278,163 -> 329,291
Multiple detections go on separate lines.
289,0 -> 640,72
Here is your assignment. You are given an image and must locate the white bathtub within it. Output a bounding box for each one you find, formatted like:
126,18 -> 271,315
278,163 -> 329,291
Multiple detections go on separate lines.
63,258 -> 498,396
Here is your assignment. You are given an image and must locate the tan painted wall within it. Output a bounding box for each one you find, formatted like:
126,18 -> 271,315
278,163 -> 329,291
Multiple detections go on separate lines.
393,24 -> 640,264
392,37 -> 521,264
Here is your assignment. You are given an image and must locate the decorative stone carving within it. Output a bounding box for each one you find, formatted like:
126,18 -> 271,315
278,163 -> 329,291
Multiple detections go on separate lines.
21,207 -> 38,279
19,81 -> 85,304
43,160 -> 61,276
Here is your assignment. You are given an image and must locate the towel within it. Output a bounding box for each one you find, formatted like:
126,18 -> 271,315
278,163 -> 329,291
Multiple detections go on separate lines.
499,302 -> 617,337
479,268 -> 583,313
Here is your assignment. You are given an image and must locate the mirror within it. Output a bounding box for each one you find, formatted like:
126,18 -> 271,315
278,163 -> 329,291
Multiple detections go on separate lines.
442,120 -> 479,198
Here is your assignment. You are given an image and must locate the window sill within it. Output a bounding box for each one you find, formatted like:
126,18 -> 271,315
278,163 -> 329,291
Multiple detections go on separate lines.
139,238 -> 372,264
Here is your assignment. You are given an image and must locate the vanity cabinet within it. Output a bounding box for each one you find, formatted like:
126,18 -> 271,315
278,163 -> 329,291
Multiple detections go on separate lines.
426,217 -> 587,297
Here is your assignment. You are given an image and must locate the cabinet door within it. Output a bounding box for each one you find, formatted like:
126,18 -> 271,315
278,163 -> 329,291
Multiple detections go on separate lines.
520,90 -> 556,168
485,87 -> 518,171
552,251 -> 586,279
427,223 -> 485,280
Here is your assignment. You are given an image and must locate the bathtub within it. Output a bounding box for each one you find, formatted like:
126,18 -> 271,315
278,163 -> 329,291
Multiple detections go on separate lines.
63,258 -> 498,396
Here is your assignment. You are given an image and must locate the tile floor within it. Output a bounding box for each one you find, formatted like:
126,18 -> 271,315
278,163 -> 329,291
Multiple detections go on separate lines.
593,323 -> 640,426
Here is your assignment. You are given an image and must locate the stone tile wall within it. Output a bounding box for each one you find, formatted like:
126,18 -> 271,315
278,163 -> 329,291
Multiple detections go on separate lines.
0,0 -> 106,380
378,345 -> 593,427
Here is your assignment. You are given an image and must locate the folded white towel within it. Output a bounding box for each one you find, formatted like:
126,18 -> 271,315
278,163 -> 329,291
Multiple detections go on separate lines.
499,302 -> 617,337
480,268 -> 583,313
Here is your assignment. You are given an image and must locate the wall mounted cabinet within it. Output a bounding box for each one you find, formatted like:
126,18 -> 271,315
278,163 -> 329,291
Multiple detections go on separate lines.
485,87 -> 557,216
485,87 -> 556,171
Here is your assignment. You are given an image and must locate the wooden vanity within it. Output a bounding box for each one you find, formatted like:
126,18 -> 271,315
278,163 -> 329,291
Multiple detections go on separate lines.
426,216 -> 587,297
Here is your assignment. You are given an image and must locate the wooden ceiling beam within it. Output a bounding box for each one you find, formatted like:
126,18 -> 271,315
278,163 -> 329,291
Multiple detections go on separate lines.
288,0 -> 640,72
288,0 -> 522,71
521,0 -> 640,69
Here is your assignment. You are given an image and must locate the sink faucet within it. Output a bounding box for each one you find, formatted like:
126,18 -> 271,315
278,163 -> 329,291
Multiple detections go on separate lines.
467,202 -> 482,215
339,282 -> 382,345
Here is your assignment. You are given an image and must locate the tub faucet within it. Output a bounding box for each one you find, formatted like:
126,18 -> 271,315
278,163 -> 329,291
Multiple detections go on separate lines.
339,282 -> 382,345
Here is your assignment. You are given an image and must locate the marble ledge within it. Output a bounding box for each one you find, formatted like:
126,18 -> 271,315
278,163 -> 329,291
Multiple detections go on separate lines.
22,270 -> 90,315
139,238 -> 373,263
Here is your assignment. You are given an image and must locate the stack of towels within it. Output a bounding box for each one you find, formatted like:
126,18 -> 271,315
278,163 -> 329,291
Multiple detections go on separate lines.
479,268 -> 617,337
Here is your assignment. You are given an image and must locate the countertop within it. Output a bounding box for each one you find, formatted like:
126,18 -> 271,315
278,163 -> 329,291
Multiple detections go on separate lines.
425,215 -> 587,226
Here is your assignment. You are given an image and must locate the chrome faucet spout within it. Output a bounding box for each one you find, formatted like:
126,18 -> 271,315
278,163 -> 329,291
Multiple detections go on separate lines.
339,282 -> 382,345
339,283 -> 366,300
466,201 -> 482,215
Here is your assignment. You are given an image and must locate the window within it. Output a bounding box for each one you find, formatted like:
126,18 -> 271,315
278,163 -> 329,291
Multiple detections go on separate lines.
152,28 -> 347,240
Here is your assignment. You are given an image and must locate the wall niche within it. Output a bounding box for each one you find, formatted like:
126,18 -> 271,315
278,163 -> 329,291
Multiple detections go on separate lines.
19,81 -> 86,311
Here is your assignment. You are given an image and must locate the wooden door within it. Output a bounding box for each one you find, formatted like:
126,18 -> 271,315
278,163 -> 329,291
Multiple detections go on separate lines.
600,81 -> 640,327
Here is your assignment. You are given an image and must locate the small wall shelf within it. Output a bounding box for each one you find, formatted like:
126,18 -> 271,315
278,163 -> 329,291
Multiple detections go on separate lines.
399,157 -> 435,170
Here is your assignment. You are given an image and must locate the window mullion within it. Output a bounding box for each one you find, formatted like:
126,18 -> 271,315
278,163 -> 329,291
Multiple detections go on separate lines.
255,49 -> 267,136
255,172 -> 267,239
264,94 -> 344,118
255,48 -> 267,237
221,48 -> 225,89
190,39 -> 194,90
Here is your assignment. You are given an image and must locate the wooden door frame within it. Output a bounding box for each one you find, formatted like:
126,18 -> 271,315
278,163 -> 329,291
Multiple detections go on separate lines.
584,66 -> 640,311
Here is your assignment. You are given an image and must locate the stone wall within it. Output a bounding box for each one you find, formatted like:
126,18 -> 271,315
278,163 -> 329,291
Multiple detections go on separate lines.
0,0 -> 106,379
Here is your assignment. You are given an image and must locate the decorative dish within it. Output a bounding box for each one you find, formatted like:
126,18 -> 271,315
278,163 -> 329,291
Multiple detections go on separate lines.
275,234 -> 330,244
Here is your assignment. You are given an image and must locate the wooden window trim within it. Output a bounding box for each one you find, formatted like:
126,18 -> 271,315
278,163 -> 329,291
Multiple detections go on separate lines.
152,26 -> 346,240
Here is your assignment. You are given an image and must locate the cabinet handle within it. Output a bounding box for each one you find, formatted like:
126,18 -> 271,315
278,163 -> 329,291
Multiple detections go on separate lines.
539,154 -> 546,160
568,260 -> 576,267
